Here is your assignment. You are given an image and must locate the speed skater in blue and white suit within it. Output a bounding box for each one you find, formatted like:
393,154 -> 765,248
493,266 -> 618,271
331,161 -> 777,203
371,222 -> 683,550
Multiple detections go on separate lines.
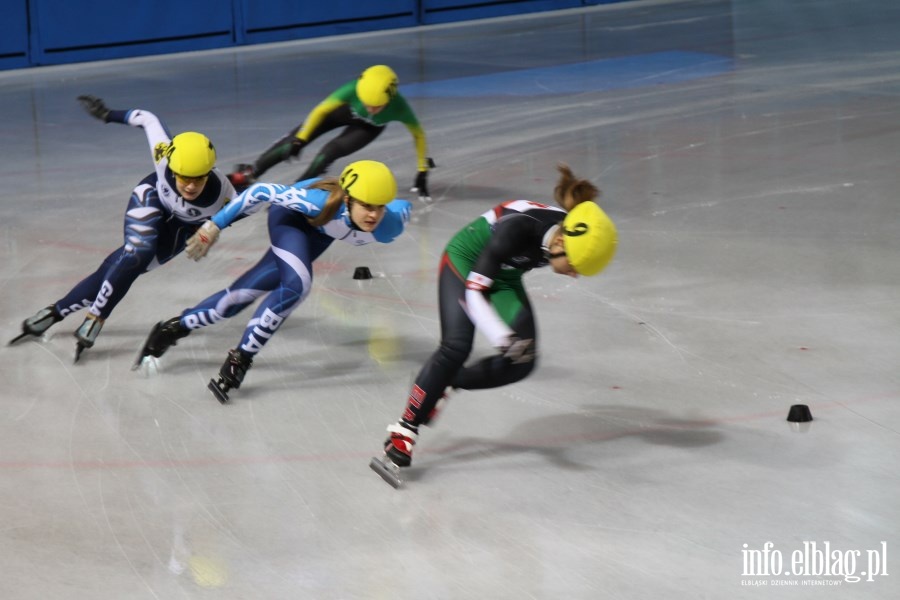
9,95 -> 235,362
135,159 -> 412,401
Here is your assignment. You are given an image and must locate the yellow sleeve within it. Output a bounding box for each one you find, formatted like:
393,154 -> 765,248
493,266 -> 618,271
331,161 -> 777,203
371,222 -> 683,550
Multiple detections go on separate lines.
405,122 -> 429,172
296,97 -> 345,141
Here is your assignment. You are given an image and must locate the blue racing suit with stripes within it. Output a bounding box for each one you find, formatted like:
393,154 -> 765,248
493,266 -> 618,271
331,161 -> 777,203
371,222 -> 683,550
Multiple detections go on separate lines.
176,179 -> 411,357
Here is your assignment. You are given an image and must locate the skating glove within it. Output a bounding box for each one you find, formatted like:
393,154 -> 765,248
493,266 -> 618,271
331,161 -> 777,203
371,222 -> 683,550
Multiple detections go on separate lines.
185,220 -> 221,261
77,95 -> 111,123
411,170 -> 431,203
289,137 -> 306,158
500,336 -> 535,365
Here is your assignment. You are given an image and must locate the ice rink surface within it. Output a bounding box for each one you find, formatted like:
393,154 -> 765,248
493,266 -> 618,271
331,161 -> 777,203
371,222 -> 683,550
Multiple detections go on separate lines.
2,0 -> 899,597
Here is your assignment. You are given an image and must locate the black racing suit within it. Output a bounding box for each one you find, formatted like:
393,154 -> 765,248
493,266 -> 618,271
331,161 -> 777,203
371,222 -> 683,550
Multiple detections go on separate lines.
399,200 -> 567,428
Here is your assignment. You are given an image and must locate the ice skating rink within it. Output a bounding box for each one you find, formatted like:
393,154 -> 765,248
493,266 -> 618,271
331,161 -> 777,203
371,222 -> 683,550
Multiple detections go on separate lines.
2,0 -> 899,597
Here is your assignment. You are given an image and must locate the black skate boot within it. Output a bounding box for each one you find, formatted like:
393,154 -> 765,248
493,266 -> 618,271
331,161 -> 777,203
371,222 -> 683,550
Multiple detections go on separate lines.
226,164 -> 256,193
132,317 -> 192,370
369,422 -> 418,489
73,315 -> 104,363
9,305 -> 63,345
208,349 -> 253,404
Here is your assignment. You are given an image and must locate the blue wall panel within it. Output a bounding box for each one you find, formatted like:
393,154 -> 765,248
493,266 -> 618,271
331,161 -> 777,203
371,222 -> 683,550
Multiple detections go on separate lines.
239,0 -> 418,46
240,0 -> 419,43
4,0 -> 634,70
0,0 -> 29,70
423,0 -> 580,24
422,0 -> 624,24
31,0 -> 234,65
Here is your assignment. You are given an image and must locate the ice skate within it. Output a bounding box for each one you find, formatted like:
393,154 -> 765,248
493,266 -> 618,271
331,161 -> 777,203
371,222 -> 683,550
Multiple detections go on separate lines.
226,164 -> 255,193
208,349 -> 252,404
9,305 -> 62,345
73,315 -> 104,363
369,423 -> 418,489
133,317 -> 191,370
369,455 -> 404,489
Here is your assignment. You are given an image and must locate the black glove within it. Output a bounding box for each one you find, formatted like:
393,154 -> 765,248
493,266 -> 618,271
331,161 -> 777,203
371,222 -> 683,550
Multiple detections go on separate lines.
77,95 -> 111,122
411,170 -> 430,202
289,137 -> 306,158
500,337 -> 535,365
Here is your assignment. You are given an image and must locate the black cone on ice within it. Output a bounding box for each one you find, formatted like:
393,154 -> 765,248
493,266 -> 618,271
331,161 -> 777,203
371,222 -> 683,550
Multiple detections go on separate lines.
787,404 -> 813,423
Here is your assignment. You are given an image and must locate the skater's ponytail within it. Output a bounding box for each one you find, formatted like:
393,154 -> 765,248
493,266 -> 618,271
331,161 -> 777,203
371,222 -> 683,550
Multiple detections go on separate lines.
553,163 -> 599,212
305,178 -> 345,226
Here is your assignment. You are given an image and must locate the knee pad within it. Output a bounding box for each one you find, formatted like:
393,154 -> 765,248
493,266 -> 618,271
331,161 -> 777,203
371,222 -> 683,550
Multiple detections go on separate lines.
120,244 -> 156,271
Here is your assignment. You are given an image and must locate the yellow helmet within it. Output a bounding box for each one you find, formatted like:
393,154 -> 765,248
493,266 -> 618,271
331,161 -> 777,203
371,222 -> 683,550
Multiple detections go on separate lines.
562,202 -> 617,276
356,65 -> 398,107
167,132 -> 216,177
339,160 -> 397,206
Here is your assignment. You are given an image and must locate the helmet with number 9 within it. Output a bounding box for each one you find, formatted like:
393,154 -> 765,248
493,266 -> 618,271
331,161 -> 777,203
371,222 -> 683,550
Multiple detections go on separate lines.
562,201 -> 617,276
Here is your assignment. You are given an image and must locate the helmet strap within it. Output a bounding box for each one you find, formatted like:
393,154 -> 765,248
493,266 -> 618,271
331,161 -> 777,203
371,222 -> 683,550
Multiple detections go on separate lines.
345,196 -> 364,231
542,226 -> 566,259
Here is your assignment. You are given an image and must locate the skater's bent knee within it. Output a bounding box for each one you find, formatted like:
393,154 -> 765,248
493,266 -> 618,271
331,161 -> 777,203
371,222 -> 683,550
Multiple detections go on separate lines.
437,340 -> 472,367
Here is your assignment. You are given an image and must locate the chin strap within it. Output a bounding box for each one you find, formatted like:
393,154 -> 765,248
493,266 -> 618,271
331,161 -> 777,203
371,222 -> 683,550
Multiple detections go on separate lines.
345,202 -> 363,231
542,224 -> 564,260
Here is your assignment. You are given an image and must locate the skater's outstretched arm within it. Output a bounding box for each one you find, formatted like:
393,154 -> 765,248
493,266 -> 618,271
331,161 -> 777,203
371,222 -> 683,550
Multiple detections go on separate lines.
78,95 -> 174,156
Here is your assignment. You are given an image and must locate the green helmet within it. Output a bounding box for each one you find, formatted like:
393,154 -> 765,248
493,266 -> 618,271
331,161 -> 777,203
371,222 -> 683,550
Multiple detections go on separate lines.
167,132 -> 216,177
356,65 -> 398,107
339,160 -> 397,206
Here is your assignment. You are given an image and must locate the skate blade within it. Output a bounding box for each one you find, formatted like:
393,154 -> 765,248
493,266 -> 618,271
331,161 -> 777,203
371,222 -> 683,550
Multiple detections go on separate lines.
132,351 -> 160,372
132,322 -> 163,370
369,456 -> 403,489
73,343 -> 86,364
7,331 -> 30,346
208,379 -> 230,404
131,350 -> 146,371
